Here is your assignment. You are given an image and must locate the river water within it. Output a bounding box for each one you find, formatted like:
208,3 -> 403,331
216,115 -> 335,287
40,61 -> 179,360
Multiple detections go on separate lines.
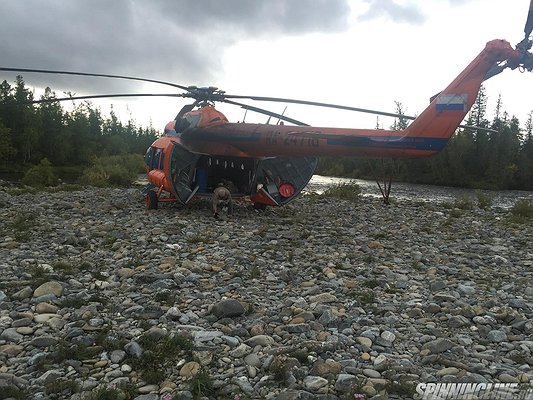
305,175 -> 533,210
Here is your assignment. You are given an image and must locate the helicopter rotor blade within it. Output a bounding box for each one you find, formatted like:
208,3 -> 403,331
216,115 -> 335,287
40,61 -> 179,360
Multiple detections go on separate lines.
224,94 -> 415,120
224,94 -> 497,132
525,0 -> 533,38
222,99 -> 309,126
27,93 -> 184,104
0,67 -> 191,91
26,91 -> 496,132
1,66 -> 496,132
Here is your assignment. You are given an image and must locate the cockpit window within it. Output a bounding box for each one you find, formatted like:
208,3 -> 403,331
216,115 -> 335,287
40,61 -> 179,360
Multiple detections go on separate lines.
145,147 -> 164,170
145,147 -> 155,169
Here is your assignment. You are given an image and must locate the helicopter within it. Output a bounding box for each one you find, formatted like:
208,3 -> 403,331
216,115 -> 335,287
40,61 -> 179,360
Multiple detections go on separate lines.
2,2 -> 533,210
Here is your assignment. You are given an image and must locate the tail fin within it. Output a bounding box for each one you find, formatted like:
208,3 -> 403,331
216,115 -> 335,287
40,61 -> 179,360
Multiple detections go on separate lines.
404,39 -> 519,139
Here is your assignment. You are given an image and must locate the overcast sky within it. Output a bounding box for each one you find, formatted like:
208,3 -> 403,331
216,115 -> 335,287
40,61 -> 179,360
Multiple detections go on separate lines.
1,0 -> 532,131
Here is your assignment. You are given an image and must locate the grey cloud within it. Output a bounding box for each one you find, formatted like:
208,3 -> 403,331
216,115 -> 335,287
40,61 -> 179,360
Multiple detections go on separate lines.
358,0 -> 426,25
0,0 -> 350,95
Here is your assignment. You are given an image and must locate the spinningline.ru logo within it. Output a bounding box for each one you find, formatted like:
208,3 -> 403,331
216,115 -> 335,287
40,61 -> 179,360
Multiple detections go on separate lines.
415,382 -> 533,399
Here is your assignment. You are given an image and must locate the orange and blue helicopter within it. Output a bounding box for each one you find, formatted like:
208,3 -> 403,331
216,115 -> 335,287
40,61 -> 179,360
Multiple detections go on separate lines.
2,1 -> 533,209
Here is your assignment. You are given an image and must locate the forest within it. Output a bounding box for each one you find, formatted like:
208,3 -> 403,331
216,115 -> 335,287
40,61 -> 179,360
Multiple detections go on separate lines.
317,90 -> 533,191
0,76 -> 157,185
0,76 -> 532,191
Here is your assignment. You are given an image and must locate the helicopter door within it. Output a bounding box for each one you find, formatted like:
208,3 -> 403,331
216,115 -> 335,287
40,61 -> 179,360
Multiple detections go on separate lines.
169,143 -> 200,204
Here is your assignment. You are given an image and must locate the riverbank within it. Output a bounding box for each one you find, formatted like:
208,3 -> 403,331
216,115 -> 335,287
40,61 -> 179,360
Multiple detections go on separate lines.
0,185 -> 532,399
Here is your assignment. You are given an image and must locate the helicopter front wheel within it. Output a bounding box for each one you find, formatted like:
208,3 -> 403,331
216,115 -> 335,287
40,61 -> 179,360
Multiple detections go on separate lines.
146,190 -> 159,210
253,202 -> 266,211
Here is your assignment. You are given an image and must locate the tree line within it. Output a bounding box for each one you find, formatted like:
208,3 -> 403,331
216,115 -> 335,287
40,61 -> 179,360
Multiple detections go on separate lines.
0,76 -> 158,176
317,88 -> 533,191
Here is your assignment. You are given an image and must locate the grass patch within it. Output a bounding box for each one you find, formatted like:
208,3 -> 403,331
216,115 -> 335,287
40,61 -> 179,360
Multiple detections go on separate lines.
373,231 -> 389,240
85,384 -> 137,400
8,210 -> 37,242
189,369 -> 214,398
129,333 -> 194,384
154,290 -> 177,306
320,182 -> 362,201
343,378 -> 366,400
34,259 -> 104,288
102,234 -> 117,248
452,195 -> 474,210
47,342 -> 101,364
45,379 -> 79,396
52,260 -> 76,275
510,198 -> 533,222
362,279 -> 380,289
448,209 -> 463,218
59,296 -> 86,309
349,289 -> 376,305
476,191 -> 494,210
270,357 -> 289,383
85,387 -> 122,400
27,264 -> 52,288
187,233 -> 210,244
0,387 -> 27,400
95,329 -> 129,352
385,380 -> 417,397
288,349 -> 309,364
130,351 -> 165,384
249,265 -> 261,279
509,352 -> 527,364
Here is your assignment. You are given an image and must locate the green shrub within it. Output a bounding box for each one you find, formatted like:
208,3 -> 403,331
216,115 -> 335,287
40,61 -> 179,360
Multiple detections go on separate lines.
453,195 -> 473,210
22,158 -> 57,187
510,198 -> 533,222
10,211 -> 37,242
476,191 -> 494,210
80,154 -> 144,187
321,182 -> 362,201
189,369 -> 214,398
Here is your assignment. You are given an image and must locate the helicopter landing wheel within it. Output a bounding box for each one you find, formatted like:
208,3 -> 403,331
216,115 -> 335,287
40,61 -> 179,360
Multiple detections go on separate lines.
253,202 -> 266,211
146,190 -> 159,210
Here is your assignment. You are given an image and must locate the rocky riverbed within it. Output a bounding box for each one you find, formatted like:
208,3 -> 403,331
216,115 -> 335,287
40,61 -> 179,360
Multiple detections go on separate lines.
0,184 -> 532,400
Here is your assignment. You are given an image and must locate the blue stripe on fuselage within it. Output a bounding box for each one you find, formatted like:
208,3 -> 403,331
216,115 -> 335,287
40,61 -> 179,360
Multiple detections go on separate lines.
326,136 -> 449,151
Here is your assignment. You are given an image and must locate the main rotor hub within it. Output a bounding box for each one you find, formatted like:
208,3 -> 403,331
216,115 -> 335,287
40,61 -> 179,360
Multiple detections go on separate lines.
184,86 -> 226,104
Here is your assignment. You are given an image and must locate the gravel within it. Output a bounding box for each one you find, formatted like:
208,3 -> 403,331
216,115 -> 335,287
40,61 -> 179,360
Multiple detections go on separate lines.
0,183 -> 532,399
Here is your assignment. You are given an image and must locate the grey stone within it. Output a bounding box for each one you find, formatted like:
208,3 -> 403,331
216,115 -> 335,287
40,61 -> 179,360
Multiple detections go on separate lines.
303,375 -> 329,391
487,330 -> 507,343
124,341 -> 143,357
211,298 -> 245,318
335,374 -> 357,392
30,336 -> 59,348
110,350 -> 126,363
33,281 -> 63,298
422,338 -> 455,354
245,335 -> 275,347
0,328 -> 23,342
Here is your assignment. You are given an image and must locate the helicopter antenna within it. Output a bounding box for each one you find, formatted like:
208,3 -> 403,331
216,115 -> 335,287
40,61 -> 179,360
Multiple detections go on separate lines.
276,106 -> 288,125
242,109 -> 247,123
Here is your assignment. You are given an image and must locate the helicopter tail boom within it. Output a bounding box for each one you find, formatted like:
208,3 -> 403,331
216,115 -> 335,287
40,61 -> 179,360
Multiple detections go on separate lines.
404,39 -> 520,140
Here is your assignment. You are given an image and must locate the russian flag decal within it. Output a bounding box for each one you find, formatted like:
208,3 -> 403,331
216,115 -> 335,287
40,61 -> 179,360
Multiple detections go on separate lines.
435,93 -> 467,112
